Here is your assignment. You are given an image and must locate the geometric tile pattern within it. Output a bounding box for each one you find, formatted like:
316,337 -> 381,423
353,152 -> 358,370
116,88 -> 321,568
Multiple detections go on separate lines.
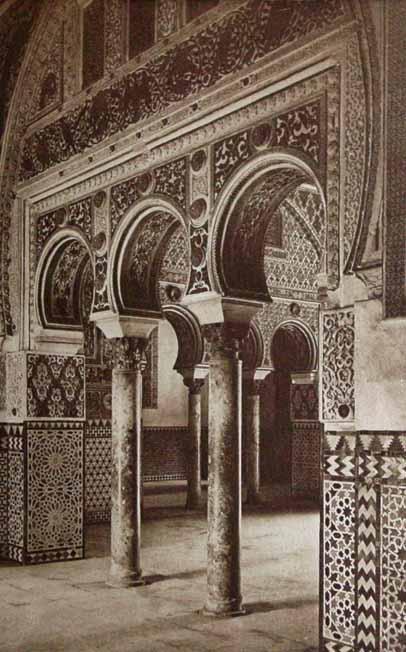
323,480 -> 356,647
0,354 -> 5,409
7,450 -> 25,550
291,422 -> 320,497
265,201 -> 321,301
0,439 -> 7,552
26,423 -> 84,562
83,422 -> 191,523
84,420 -> 111,524
0,424 -> 8,558
322,431 -> 406,652
381,485 -> 406,652
143,427 -> 188,483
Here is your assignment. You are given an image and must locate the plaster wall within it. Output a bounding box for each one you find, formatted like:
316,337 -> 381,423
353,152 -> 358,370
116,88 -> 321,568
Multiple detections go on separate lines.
355,298 -> 406,430
143,319 -> 188,427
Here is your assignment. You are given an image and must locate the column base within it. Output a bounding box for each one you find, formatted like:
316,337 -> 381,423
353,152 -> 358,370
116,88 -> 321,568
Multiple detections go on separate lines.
107,572 -> 145,589
201,606 -> 246,619
202,597 -> 245,618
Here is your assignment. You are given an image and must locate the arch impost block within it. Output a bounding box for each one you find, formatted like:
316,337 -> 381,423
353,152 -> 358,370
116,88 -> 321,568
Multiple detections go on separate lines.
221,297 -> 264,328
181,291 -> 224,325
179,364 -> 209,385
182,293 -> 263,328
291,371 -> 318,385
243,366 -> 271,383
90,310 -> 159,339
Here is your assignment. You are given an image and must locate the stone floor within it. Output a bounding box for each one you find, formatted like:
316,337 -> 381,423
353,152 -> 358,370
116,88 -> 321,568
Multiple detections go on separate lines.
0,485 -> 320,652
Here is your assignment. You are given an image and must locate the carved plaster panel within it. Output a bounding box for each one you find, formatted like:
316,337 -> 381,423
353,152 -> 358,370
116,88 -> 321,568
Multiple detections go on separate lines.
321,308 -> 355,423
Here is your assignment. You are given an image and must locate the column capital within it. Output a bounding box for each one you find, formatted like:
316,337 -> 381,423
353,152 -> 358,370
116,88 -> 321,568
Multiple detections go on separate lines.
111,337 -> 148,372
202,323 -> 246,360
184,378 -> 205,395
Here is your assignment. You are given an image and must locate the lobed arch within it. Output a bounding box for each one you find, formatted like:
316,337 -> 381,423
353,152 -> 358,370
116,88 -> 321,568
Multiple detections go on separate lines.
109,196 -> 190,318
35,229 -> 94,331
209,151 -> 327,303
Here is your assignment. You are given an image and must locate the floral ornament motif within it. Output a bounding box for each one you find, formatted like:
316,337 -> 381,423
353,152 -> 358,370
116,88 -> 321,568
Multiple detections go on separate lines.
27,354 -> 85,418
275,101 -> 321,163
31,361 -> 51,402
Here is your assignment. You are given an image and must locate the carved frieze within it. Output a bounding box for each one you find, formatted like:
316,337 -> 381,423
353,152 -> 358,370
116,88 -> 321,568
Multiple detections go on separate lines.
19,0 -> 347,180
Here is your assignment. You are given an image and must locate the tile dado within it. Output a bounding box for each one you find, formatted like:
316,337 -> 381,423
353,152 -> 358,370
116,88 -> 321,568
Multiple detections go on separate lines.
322,431 -> 406,652
0,421 -> 84,564
84,422 -> 192,523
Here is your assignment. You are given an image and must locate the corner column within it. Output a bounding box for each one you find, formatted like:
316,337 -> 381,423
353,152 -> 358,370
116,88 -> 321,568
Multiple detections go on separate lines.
109,336 -> 148,588
203,324 -> 244,617
183,376 -> 206,510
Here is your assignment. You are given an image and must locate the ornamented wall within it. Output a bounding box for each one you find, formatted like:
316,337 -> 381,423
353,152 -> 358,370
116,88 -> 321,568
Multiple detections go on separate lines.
0,353 -> 85,564
291,383 -> 321,498
321,430 -> 406,652
320,306 -> 406,651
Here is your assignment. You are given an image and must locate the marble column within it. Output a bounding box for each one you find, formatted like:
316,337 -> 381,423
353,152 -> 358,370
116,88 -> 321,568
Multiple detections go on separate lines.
108,336 -> 147,588
203,324 -> 244,617
184,378 -> 205,510
245,379 -> 262,505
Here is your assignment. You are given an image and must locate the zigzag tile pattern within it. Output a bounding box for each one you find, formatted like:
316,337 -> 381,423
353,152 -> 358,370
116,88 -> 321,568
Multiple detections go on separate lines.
323,642 -> 354,652
356,483 -> 379,652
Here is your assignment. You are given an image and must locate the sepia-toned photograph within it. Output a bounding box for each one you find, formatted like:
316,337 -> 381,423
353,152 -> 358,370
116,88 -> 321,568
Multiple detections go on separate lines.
0,0 -> 404,650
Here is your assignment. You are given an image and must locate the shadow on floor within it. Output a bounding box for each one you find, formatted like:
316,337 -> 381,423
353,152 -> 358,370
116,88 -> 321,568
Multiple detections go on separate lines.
244,596 -> 318,615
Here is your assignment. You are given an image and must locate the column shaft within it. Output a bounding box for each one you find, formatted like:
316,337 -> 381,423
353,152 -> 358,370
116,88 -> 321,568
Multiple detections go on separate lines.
186,386 -> 202,510
109,338 -> 146,588
245,390 -> 261,504
205,335 -> 243,616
